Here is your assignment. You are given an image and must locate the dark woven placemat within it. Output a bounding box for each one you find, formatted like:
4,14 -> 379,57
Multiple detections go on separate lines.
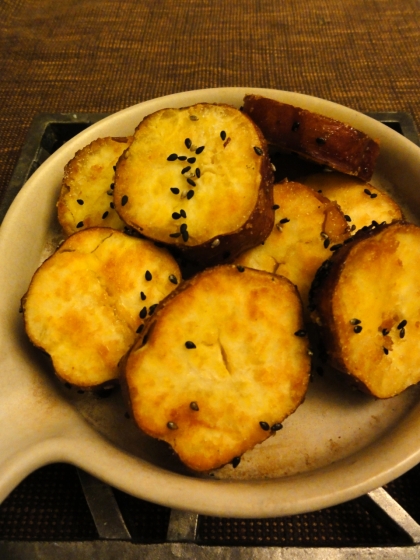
1,0 -> 419,206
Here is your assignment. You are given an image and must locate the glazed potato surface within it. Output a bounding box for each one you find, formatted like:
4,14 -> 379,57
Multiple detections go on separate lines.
310,222 -> 420,398
123,265 -> 311,472
301,171 -> 403,233
235,181 -> 350,308
57,136 -> 131,236
114,103 -> 274,266
22,228 -> 181,389
243,94 -> 379,181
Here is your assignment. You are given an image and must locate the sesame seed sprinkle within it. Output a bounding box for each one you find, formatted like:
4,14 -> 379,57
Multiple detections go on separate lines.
187,190 -> 194,199
145,270 -> 152,281
77,199 -> 84,205
400,327 -> 406,339
185,138 -> 192,149
253,146 -> 263,156
271,423 -> 283,431
167,153 -> 178,161
259,421 -> 270,431
139,306 -> 147,319
220,130 -> 227,141
102,211 -> 109,219
121,195 -> 128,206
350,318 -> 361,325
187,178 -> 196,187
149,304 -> 158,315
180,209 -> 187,218
170,187 -> 180,194
168,274 -> 178,285
383,347 -> 389,355
181,166 -> 191,174
185,341 -> 196,349
272,204 -> 280,210
169,232 -> 181,238
232,457 -> 241,468
177,155 -> 187,161
236,265 -> 245,272
140,291 -> 146,300
187,157 -> 196,164
172,212 -> 181,220
190,401 -> 199,411
196,168 -> 201,178
76,221 -> 84,228
167,421 -> 178,430
397,319 -> 407,329
354,325 -> 363,333
294,329 -> 307,337
195,146 -> 205,154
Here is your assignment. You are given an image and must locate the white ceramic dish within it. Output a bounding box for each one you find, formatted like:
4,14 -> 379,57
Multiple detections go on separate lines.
1,87 -> 420,519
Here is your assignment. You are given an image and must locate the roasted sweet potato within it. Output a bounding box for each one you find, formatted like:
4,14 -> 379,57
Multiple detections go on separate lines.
235,180 -> 350,308
301,171 -> 402,233
310,221 -> 420,398
243,94 -> 380,181
113,103 -> 274,267
57,136 -> 132,236
22,228 -> 181,389
122,265 -> 311,471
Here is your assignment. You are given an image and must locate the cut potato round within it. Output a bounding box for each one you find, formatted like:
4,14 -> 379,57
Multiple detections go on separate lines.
114,103 -> 274,267
243,94 -> 380,181
235,181 -> 350,308
310,221 -> 420,398
57,136 -> 132,236
123,265 -> 311,472
300,171 -> 402,233
22,228 -> 181,389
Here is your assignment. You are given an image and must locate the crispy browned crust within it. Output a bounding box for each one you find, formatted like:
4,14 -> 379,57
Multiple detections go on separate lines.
243,94 -> 380,181
309,221 -> 420,398
114,103 -> 275,268
122,264 -> 311,472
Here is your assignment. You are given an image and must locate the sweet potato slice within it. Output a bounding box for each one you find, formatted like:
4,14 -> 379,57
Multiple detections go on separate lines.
301,171 -> 402,233
114,103 -> 274,267
243,94 -> 379,181
57,136 -> 132,236
235,181 -> 350,308
22,228 -> 181,389
310,221 -> 420,398
122,265 -> 311,472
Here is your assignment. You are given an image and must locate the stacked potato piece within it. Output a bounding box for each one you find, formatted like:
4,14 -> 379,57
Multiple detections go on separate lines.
22,94 -> 419,472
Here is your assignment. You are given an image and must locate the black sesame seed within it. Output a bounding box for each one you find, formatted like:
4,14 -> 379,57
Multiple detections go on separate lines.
294,329 -> 307,337
330,244 -> 343,251
236,265 -> 245,272
232,456 -> 241,468
185,341 -> 196,349
364,188 -> 372,196
187,178 -> 196,187
136,324 -> 144,334
292,121 -> 300,132
110,183 -> 115,190
145,270 -> 152,281
170,187 -> 180,194
177,155 -> 187,161
139,306 -> 147,319
220,130 -> 227,141
110,202 -> 115,209
254,146 -> 263,156
397,319 -> 407,330
350,318 -> 361,325
187,190 -> 194,199
316,137 -> 327,145
190,401 -> 199,411
382,328 -> 390,336
400,327 -> 406,339
187,157 -> 196,164
167,153 -> 178,161
195,146 -> 205,154
182,229 -> 189,242
169,232 -> 181,238
383,347 -> 389,355
102,211 -> 109,219
121,195 -> 128,206
370,193 -> 378,199
185,138 -> 192,149
76,221 -> 84,228
149,304 -> 158,315
172,212 -> 181,220
271,423 -> 283,431
323,238 -> 330,248
259,421 -> 270,431
167,421 -> 178,430
344,215 -> 352,222
140,291 -> 146,300
272,204 -> 280,210
169,274 -> 178,285
280,218 -> 290,224
77,199 -> 84,205
189,115 -> 199,121
181,166 -> 191,174
354,325 -> 363,333
196,168 -> 201,178
180,209 -> 187,218
180,223 -> 188,233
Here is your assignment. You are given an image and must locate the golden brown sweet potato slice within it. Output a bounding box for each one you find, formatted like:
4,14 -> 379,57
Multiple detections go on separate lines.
122,265 -> 311,472
113,103 -> 274,267
310,221 -> 420,398
57,136 -> 132,236
235,181 -> 350,308
22,228 -> 181,389
301,171 -> 402,233
243,94 -> 380,181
